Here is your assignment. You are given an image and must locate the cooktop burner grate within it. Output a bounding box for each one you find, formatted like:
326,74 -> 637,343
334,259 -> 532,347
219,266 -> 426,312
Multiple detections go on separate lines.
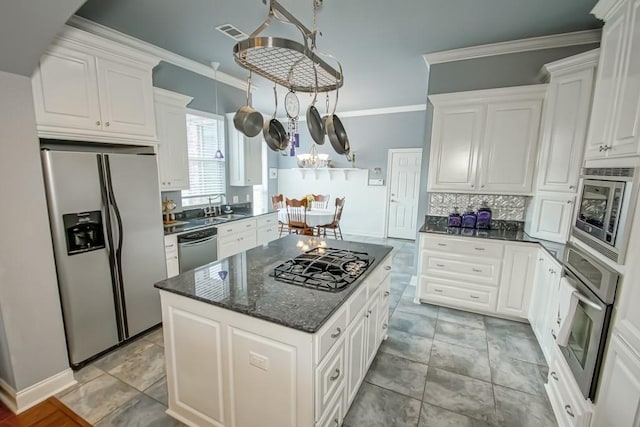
273,247 -> 374,292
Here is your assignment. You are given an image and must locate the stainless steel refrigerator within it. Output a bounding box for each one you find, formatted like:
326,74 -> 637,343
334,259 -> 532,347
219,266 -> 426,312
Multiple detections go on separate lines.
42,149 -> 166,367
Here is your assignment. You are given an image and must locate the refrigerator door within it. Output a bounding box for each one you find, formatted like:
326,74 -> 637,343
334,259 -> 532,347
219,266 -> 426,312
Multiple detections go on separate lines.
41,150 -> 120,366
105,153 -> 166,337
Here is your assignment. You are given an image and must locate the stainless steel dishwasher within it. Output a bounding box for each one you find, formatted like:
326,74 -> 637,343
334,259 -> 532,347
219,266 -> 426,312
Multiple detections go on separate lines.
178,227 -> 218,273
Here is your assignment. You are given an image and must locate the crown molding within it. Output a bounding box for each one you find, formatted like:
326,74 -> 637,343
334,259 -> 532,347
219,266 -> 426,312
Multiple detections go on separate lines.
429,84 -> 548,106
423,29 -> 602,66
67,15 -> 250,91
591,0 -> 626,20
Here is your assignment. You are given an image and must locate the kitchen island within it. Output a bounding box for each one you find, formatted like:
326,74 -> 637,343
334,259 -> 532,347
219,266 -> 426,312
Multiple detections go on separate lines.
154,235 -> 393,427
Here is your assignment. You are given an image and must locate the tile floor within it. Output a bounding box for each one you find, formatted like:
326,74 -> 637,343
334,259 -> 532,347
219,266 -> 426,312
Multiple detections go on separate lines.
55,235 -> 557,426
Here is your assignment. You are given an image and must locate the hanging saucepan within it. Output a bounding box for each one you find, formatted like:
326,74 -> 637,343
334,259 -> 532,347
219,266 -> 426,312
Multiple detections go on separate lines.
233,72 -> 263,137
306,63 -> 325,145
324,62 -> 350,155
263,86 -> 288,151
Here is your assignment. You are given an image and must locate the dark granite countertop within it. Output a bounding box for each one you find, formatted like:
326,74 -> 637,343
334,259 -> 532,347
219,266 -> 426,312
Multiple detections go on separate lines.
419,216 -> 565,263
154,235 -> 393,333
163,206 -> 277,236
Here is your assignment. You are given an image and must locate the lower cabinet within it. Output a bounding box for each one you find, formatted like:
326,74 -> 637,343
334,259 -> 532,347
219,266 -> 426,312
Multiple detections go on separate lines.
497,245 -> 538,318
160,254 -> 392,427
528,250 -> 561,364
216,218 -> 257,259
256,213 -> 280,246
592,334 -> 640,426
164,235 -> 179,278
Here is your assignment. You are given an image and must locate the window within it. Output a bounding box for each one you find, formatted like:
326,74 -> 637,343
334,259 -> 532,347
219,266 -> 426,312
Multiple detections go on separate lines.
182,111 -> 226,207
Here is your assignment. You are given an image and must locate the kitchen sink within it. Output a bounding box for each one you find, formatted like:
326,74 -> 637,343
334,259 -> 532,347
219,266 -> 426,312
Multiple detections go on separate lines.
215,213 -> 248,220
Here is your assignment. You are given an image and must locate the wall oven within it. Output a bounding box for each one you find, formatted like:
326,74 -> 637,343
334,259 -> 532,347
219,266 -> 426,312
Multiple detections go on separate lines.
560,244 -> 619,401
574,167 -> 636,263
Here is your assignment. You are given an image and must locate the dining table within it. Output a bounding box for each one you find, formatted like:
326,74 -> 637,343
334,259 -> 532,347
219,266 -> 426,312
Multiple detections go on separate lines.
278,208 -> 335,227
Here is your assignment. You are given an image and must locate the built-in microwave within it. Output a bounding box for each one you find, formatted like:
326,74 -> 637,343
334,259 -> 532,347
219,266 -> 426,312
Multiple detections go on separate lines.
573,167 -> 636,263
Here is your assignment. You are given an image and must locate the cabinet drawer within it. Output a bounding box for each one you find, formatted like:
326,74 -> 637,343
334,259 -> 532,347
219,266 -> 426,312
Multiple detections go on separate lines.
422,235 -> 504,259
316,308 -> 348,363
257,224 -> 279,245
316,384 -> 344,427
256,213 -> 278,228
347,285 -> 368,325
423,251 -> 501,286
218,228 -> 257,259
419,276 -> 497,312
216,218 -> 256,237
315,340 -> 346,422
366,255 -> 392,297
547,347 -> 592,426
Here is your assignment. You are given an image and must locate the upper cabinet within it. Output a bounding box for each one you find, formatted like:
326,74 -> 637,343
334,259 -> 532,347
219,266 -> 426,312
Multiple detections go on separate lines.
154,88 -> 193,191
586,0 -> 640,160
226,114 -> 263,187
428,85 -> 546,195
32,26 -> 160,145
537,50 -> 599,192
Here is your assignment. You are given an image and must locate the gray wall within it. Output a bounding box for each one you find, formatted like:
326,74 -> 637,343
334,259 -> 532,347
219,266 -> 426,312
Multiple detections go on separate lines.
277,110 -> 427,180
0,70 -> 70,390
153,61 -> 259,208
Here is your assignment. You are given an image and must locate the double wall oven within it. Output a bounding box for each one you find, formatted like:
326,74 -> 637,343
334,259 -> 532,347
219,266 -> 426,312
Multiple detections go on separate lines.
560,244 -> 619,400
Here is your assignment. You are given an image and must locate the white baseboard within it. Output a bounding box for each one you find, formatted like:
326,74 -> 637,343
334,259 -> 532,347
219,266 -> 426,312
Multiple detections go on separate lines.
0,369 -> 76,414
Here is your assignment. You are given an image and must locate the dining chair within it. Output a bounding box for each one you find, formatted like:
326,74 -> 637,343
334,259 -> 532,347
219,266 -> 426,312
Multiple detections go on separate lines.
317,197 -> 345,239
271,194 -> 288,236
311,194 -> 330,210
285,198 -> 314,236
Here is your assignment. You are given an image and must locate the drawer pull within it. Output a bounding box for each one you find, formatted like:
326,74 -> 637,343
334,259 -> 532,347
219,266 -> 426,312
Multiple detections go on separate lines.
384,266 -> 391,271
384,291 -> 390,297
329,368 -> 341,381
166,244 -> 174,248
436,263 -> 446,267
437,243 -> 447,247
330,327 -> 342,339
550,372 -> 558,381
469,295 -> 480,299
382,323 -> 388,330
564,405 -> 574,418
434,289 -> 443,293
334,418 -> 339,426
551,330 -> 557,340
246,224 -> 252,227
474,247 -> 485,251
472,268 -> 482,273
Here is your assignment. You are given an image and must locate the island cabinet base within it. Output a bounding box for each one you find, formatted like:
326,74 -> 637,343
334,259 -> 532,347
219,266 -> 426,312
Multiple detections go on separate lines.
159,255 -> 392,427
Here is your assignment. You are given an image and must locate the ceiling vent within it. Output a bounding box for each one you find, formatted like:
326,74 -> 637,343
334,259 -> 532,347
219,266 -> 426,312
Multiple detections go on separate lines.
216,24 -> 248,41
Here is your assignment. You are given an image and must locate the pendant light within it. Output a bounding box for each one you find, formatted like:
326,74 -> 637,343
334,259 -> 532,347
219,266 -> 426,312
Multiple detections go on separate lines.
212,62 -> 224,160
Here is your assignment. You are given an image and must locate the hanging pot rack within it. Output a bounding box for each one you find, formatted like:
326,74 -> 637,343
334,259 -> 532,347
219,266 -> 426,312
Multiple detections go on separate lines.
232,0 -> 343,93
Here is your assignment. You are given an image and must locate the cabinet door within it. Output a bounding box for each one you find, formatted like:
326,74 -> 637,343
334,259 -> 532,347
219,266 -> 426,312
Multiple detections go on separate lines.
497,245 -> 538,319
538,69 -> 595,192
96,57 -> 156,137
32,46 -> 102,131
527,194 -> 575,243
528,253 -> 549,339
478,100 -> 541,194
611,0 -> 640,157
592,335 -> 640,427
346,313 -> 366,406
156,101 -> 190,190
228,117 -> 263,187
364,295 -> 379,370
585,6 -> 628,160
165,235 -> 179,278
428,104 -> 484,192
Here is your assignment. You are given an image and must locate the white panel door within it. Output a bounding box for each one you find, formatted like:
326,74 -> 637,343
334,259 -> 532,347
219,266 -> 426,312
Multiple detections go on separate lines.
592,334 -> 640,427
611,0 -> 640,157
387,149 -> 422,240
497,245 -> 538,319
96,57 -> 156,137
538,69 -> 595,192
32,46 -> 102,131
527,194 -> 575,243
428,105 -> 484,191
478,100 -> 541,194
585,6 -> 628,159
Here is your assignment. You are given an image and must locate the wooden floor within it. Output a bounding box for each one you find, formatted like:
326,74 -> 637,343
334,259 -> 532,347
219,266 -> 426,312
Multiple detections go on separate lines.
0,398 -> 91,426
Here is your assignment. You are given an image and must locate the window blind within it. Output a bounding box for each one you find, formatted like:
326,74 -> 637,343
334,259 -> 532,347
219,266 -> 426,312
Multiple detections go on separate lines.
182,113 -> 226,207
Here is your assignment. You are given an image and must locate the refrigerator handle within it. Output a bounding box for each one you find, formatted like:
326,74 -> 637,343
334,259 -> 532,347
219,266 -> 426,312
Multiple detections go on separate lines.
97,154 -> 125,341
104,155 -> 130,338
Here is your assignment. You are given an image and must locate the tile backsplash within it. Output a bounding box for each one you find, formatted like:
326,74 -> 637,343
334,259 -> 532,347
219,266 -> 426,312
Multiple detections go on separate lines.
428,193 -> 530,221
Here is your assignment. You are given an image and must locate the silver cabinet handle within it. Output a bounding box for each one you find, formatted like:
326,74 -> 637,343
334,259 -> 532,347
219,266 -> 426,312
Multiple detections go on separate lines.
384,266 -> 391,271
569,185 -> 575,189
565,405 -> 574,418
330,327 -> 341,339
539,258 -> 544,261
469,295 -> 480,299
470,184 -> 475,188
329,368 -> 340,381
384,291 -> 390,297
166,244 -> 175,248
105,121 -> 110,127
246,224 -> 252,227
436,263 -> 446,267
472,268 -> 482,273
567,200 -> 572,204
434,289 -> 443,293
382,323 -> 388,330
437,243 -> 447,247
474,247 -> 485,251
96,120 -> 101,126
334,419 -> 339,426
552,330 -> 557,340
551,372 -> 558,381
599,145 -> 604,152
481,184 -> 485,188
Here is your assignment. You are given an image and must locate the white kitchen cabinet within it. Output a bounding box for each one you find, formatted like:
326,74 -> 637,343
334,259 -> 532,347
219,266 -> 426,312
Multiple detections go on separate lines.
592,334 -> 640,426
256,213 -> 280,245
216,218 -> 258,259
478,99 -> 542,194
364,295 -> 380,370
587,0 -> 640,159
496,244 -> 538,319
226,114 -> 262,187
537,51 -> 598,192
164,235 -> 179,278
527,250 -> 561,364
346,310 -> 366,406
525,193 -> 576,243
32,26 -> 159,144
154,88 -> 193,191
428,86 -> 545,195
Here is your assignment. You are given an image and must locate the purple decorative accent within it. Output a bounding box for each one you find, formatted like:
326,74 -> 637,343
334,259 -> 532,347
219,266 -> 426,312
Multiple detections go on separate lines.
289,146 -> 296,156
294,133 -> 300,147
447,209 -> 462,227
462,208 -> 477,229
218,270 -> 228,281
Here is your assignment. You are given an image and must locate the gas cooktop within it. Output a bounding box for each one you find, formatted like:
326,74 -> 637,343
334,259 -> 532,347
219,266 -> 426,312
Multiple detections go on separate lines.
273,247 -> 374,292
